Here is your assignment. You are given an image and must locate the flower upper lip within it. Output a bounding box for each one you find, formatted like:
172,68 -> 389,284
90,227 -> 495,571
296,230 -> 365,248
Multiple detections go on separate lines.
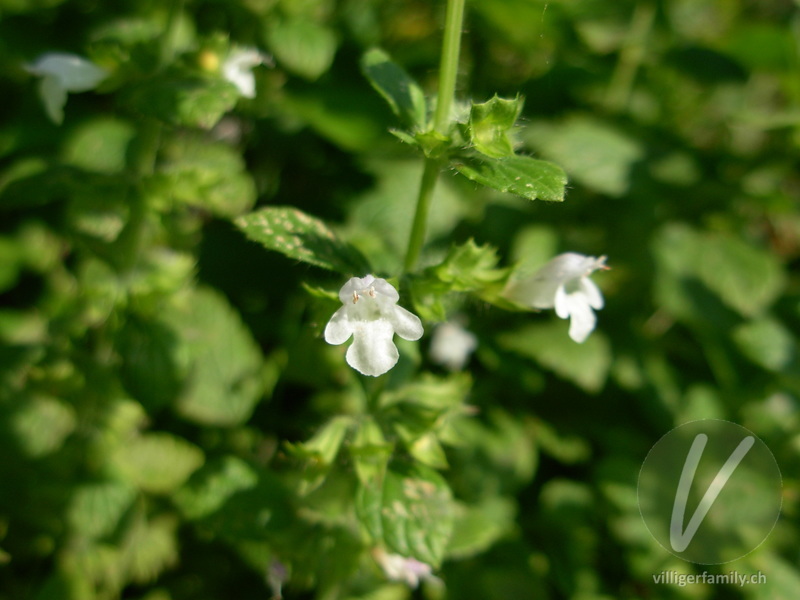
324,275 -> 423,377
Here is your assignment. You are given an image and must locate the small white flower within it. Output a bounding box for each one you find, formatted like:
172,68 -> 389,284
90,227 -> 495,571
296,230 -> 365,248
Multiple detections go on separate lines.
222,47 -> 270,98
324,275 -> 423,377
26,52 -> 107,124
373,549 -> 434,588
429,321 -> 477,371
505,253 -> 608,343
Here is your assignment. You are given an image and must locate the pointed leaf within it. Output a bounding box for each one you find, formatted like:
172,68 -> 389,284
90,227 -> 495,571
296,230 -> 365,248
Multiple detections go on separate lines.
361,48 -> 427,129
452,155 -> 567,201
236,206 -> 370,273
355,462 -> 454,567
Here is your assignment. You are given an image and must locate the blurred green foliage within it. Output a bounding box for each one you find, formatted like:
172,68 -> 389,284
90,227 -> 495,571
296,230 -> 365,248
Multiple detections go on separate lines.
1,0 -> 800,599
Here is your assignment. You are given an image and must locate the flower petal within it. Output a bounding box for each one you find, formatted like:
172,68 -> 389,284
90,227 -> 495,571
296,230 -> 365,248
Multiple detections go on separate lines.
324,306 -> 354,345
387,305 -> 423,341
555,285 -> 597,343
346,320 -> 398,376
580,277 -> 604,310
38,76 -> 67,125
567,301 -> 596,343
29,53 -> 107,91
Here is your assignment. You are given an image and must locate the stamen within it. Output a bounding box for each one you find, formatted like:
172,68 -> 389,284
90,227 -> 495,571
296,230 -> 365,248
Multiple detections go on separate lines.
368,286 -> 375,297
352,291 -> 359,304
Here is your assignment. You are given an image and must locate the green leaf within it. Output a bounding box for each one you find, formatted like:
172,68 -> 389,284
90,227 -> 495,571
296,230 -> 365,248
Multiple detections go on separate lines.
447,498 -> 516,559
112,432 -> 204,494
524,116 -> 644,196
350,418 -> 392,485
151,134 -> 257,217
67,480 -> 137,539
452,154 -> 567,202
653,224 -> 785,320
123,76 -> 239,129
466,95 -> 523,158
433,239 -> 509,291
266,18 -> 338,80
361,48 -> 427,129
10,394 -> 76,458
61,117 -> 136,174
125,516 -> 179,584
236,206 -> 370,274
285,416 -> 353,495
174,456 -> 259,520
732,317 -> 795,372
356,462 -> 454,567
498,322 -> 612,392
166,286 -> 269,427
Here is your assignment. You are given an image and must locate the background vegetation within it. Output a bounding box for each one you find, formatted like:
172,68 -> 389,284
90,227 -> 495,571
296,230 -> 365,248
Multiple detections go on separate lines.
1,0 -> 799,599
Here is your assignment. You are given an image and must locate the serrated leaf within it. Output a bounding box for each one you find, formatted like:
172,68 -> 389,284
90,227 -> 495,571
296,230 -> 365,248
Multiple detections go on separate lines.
361,48 -> 427,129
166,286 -> 268,427
732,317 -> 795,371
151,134 -> 256,217
123,76 -> 239,129
67,480 -> 137,540
266,18 -> 338,80
174,456 -> 259,520
112,432 -> 204,494
467,95 -> 522,158
356,462 -> 454,567
11,394 -> 76,458
498,322 -> 611,392
446,498 -> 516,559
236,206 -> 370,274
452,154 -> 567,201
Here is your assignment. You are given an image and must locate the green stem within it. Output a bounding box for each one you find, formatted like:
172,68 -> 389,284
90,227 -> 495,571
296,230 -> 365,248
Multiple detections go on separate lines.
433,0 -> 466,134
403,0 -> 466,272
403,157 -> 443,272
604,2 -> 655,112
159,0 -> 186,69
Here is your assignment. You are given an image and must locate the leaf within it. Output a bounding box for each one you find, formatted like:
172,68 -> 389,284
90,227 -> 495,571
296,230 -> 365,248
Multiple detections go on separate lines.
361,48 -> 427,129
524,116 -> 643,196
166,286 -> 269,427
285,416 -> 353,495
355,462 -> 454,567
452,154 -> 567,202
236,206 -> 370,274
61,117 -> 136,174
732,317 -> 795,372
266,18 -> 338,80
498,322 -> 612,392
10,394 -> 76,458
151,134 -> 257,217
67,480 -> 137,540
446,498 -> 516,559
466,95 -> 523,159
123,76 -> 239,129
112,432 -> 204,494
174,456 -> 259,520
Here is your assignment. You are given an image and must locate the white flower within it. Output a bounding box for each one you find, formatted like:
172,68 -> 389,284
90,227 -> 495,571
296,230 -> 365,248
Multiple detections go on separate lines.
222,47 -> 270,98
429,321 -> 477,371
324,275 -> 423,377
505,253 -> 608,343
26,53 -> 107,124
373,549 -> 435,588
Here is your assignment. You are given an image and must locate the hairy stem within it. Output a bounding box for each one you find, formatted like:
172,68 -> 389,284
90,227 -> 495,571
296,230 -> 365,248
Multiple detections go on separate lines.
403,0 -> 466,272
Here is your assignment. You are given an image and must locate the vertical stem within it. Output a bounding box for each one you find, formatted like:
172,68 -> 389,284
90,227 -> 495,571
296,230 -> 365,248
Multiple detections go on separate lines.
403,158 -> 442,272
403,0 -> 466,272
604,2 -> 655,112
433,0 -> 466,134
